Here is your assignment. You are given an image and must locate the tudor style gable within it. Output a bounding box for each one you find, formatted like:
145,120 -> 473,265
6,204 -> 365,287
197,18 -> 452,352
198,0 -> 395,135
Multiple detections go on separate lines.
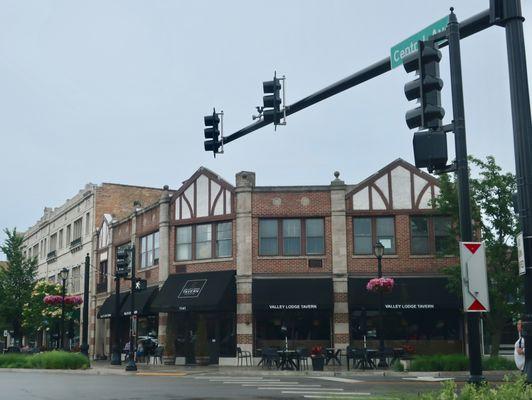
173,167 -> 234,222
348,159 -> 440,212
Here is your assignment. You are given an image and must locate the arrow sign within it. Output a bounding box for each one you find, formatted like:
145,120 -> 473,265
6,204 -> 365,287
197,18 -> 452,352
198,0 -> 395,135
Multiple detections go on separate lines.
459,242 -> 490,312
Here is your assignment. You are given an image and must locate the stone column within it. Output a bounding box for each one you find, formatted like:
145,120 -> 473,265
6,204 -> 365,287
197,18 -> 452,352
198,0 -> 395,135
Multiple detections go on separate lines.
330,171 -> 349,350
235,171 -> 255,355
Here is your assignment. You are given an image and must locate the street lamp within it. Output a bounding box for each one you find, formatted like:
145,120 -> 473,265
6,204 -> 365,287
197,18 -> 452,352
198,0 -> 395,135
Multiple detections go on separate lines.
58,267 -> 69,351
374,242 -> 387,368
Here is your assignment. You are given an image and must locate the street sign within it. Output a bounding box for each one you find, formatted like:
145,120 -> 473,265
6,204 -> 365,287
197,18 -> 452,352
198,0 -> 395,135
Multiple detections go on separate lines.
459,242 -> 490,312
390,16 -> 449,69
517,232 -> 526,275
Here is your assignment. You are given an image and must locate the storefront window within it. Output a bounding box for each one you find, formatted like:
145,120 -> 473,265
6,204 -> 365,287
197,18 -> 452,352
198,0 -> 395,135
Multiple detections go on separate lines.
411,216 -> 429,255
176,226 -> 192,260
283,219 -> 301,256
306,219 -> 324,255
195,224 -> 212,259
216,222 -> 232,258
259,220 -> 278,256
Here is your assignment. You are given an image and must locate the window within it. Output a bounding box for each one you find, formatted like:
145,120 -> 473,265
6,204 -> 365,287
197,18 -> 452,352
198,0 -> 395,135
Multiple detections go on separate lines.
73,218 -> 82,240
32,244 -> 39,259
259,220 -> 279,256
66,224 -> 71,244
175,222 -> 233,261
195,224 -> 212,260
85,212 -> 90,236
411,216 -> 430,255
259,218 -> 325,256
49,233 -> 57,252
283,219 -> 301,256
71,266 -> 81,293
140,231 -> 160,268
306,219 -> 325,255
58,229 -> 63,249
216,222 -> 232,258
434,217 -> 453,254
353,217 -> 396,255
176,226 -> 192,261
353,218 -> 372,255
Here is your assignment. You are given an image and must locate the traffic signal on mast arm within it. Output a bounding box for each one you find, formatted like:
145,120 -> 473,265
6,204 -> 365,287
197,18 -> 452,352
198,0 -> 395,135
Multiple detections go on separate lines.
404,40 -> 447,172
204,109 -> 221,156
403,40 -> 445,129
262,74 -> 282,124
115,247 -> 130,278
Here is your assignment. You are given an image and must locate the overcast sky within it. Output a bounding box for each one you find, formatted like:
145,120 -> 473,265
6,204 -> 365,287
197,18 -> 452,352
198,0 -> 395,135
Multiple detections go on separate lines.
1,0 -> 531,259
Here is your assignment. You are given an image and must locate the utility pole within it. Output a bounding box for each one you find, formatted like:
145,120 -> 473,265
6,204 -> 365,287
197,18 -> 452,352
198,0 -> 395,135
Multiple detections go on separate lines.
500,0 -> 532,381
81,253 -> 90,359
447,8 -> 483,384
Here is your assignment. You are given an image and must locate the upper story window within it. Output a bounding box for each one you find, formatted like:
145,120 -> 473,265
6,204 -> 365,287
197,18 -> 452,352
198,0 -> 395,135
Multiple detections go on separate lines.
73,218 -> 82,241
66,224 -> 71,244
411,216 -> 453,255
85,212 -> 90,236
49,233 -> 57,252
71,266 -> 81,293
175,221 -> 232,262
259,218 -> 325,257
353,217 -> 395,255
58,229 -> 63,249
140,231 -> 159,269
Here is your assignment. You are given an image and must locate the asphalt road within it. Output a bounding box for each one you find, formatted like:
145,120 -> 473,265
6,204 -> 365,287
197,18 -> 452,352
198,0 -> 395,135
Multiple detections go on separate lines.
0,370 -> 467,399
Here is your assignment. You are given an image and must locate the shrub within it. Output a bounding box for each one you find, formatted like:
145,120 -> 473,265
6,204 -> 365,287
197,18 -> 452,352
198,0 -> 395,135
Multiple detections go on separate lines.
483,356 -> 516,371
391,359 -> 404,372
409,354 -> 517,372
0,351 -> 88,369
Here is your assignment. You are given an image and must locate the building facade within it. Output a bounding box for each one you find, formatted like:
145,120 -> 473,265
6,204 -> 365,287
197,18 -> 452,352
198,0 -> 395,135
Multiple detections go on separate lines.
92,159 -> 463,363
22,183 -> 164,348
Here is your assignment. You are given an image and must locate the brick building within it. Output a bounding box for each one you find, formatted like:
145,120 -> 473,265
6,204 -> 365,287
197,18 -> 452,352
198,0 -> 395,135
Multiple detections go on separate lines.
92,159 -> 463,363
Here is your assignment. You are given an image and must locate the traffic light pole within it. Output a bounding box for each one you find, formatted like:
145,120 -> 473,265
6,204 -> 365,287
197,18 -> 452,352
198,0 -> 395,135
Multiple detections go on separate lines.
126,245 -> 137,372
447,9 -> 483,384
502,0 -> 532,381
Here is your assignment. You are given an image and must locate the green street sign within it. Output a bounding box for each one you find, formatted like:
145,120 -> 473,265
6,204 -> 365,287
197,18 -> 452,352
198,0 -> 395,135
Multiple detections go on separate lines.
390,16 -> 449,69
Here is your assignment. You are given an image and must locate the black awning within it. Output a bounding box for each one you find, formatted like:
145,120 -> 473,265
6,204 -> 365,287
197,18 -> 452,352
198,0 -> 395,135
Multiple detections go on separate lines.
120,286 -> 158,317
348,277 -> 460,311
151,270 -> 236,313
97,292 -> 129,319
252,278 -> 333,311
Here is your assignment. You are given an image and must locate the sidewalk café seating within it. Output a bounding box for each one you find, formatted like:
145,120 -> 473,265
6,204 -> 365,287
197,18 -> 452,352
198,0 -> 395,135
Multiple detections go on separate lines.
295,348 -> 310,370
277,349 -> 300,371
351,348 -> 377,370
236,346 -> 252,366
260,348 -> 280,369
345,346 -> 356,370
325,348 -> 342,366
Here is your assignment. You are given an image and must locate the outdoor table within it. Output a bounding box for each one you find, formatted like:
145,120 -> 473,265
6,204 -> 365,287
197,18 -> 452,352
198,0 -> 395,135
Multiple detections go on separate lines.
277,349 -> 300,371
355,348 -> 377,370
325,348 -> 342,366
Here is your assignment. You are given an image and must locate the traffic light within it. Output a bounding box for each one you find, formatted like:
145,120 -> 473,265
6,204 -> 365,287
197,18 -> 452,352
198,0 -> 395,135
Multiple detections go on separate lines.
262,74 -> 282,124
412,130 -> 448,173
403,40 -> 445,130
134,278 -> 147,291
204,109 -> 221,155
115,248 -> 130,278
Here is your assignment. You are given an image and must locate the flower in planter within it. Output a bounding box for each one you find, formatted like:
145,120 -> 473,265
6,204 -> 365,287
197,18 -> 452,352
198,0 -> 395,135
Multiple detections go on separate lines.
366,277 -> 394,294
310,346 -> 324,358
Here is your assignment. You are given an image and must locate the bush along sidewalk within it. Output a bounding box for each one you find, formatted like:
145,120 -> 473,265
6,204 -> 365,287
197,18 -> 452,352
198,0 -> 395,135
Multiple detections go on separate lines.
416,375 -> 532,400
0,351 -> 89,369
409,354 -> 516,372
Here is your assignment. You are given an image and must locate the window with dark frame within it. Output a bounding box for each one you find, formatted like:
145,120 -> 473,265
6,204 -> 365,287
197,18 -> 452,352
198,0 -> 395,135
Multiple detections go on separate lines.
434,216 -> 453,255
353,217 -> 395,255
175,221 -> 233,262
259,218 -> 325,257
410,215 -> 453,256
140,231 -> 160,269
411,216 -> 430,255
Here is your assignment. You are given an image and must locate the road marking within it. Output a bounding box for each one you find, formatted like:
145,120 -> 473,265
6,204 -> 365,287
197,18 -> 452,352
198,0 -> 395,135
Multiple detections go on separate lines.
222,380 -> 281,384
403,377 -> 454,382
314,377 -> 363,383
303,396 -> 373,399
136,372 -> 187,377
259,387 -> 342,391
194,376 -> 268,380
282,391 -> 371,396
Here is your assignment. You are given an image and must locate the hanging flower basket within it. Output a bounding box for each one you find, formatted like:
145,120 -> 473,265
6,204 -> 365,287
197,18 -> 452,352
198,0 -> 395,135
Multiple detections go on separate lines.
43,295 -> 83,306
366,277 -> 394,294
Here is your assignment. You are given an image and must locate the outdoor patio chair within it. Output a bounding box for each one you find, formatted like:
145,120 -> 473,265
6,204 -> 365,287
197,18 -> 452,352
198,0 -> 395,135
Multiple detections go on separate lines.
296,348 -> 309,370
151,346 -> 164,365
260,347 -> 280,369
236,346 -> 252,366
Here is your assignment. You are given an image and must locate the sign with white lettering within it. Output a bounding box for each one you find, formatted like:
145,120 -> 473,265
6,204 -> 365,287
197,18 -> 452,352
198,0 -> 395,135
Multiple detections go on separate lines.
460,242 -> 490,312
268,304 -> 318,310
385,304 -> 435,310
178,279 -> 207,299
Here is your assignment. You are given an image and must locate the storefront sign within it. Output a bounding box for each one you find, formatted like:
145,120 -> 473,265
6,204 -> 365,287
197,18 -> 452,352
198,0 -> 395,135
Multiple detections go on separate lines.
178,279 -> 207,299
268,304 -> 318,310
385,304 -> 435,310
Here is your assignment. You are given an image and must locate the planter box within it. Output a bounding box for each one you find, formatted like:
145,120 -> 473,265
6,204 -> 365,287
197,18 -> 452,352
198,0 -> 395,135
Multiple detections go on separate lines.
311,356 -> 325,371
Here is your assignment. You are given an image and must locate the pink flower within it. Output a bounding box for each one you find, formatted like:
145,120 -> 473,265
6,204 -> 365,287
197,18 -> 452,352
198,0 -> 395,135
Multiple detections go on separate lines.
366,277 -> 394,293
43,295 -> 83,306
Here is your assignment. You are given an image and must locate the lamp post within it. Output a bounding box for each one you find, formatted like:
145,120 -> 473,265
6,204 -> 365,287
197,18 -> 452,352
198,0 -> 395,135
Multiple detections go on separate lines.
374,242 -> 387,368
58,267 -> 69,351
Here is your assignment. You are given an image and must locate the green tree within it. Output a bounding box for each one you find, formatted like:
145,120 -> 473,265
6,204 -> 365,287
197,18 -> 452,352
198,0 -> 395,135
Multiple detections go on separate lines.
0,228 -> 38,342
433,156 -> 521,356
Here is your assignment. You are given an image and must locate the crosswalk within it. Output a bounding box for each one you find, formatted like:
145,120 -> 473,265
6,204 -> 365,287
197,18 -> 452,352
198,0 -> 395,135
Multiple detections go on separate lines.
192,375 -> 371,398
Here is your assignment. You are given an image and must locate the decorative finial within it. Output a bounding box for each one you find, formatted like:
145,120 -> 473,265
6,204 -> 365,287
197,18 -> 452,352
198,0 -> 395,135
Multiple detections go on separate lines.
163,185 -> 169,190
450,7 -> 454,13
334,171 -> 340,179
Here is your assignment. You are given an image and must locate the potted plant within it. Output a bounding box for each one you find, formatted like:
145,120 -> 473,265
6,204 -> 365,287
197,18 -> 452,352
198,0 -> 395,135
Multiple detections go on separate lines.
310,346 -> 325,371
366,277 -> 394,294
